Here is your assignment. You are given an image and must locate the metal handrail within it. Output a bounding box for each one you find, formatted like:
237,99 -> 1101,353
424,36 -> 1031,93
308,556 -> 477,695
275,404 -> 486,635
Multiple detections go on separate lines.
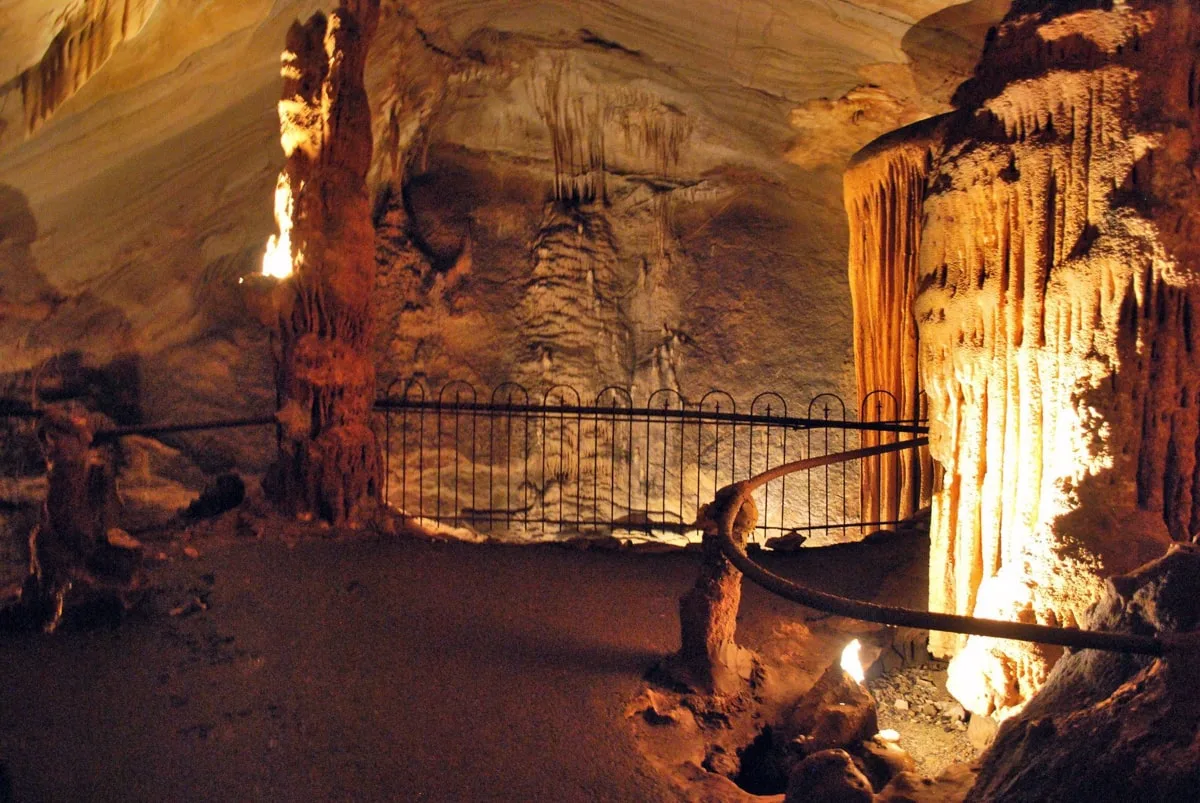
2,405 -> 928,441
714,438 -> 1190,657
375,398 -> 928,436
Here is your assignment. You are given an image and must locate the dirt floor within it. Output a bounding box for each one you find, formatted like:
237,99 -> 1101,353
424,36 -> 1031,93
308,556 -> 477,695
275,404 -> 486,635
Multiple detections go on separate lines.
0,525 -> 938,802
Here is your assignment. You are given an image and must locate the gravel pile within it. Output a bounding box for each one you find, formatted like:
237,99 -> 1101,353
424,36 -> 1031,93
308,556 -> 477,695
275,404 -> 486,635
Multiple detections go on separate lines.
867,660 -> 978,777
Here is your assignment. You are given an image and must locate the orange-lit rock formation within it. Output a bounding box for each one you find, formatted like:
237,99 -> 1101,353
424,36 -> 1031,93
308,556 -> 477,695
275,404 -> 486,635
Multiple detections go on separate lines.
845,120 -> 944,526
849,0 -> 1200,718
263,0 -> 383,525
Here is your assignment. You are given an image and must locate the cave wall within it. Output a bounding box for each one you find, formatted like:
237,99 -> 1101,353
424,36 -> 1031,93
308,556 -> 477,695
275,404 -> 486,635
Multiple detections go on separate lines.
17,0 -> 161,134
849,0 -> 1200,718
0,1 -> 1004,509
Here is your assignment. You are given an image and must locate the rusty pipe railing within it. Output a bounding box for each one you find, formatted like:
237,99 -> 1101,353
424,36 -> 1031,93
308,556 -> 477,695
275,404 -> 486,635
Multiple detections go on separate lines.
715,438 -> 1194,657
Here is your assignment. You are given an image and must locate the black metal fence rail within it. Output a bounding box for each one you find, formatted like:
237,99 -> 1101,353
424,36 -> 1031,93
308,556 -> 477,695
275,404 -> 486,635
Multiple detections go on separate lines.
376,380 -> 927,545
0,382 -> 929,546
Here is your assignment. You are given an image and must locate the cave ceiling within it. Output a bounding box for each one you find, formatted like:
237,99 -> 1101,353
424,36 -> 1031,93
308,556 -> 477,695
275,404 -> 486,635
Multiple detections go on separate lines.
0,0 -> 1008,451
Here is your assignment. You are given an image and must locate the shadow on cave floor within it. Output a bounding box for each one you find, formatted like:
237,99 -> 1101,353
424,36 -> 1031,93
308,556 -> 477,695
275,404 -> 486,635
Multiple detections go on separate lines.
0,531 -> 926,802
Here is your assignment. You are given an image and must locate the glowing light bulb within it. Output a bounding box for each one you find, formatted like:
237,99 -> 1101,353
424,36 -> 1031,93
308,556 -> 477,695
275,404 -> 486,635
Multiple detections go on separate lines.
840,639 -> 865,684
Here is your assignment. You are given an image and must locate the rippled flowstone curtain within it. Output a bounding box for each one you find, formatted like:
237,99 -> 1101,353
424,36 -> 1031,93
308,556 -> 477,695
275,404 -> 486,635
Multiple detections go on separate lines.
848,0 -> 1200,719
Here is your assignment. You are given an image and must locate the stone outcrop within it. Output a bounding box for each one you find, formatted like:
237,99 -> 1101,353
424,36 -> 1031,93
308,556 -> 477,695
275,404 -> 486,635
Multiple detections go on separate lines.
781,663 -> 878,759
18,405 -> 144,631
784,749 -> 874,803
847,0 -> 1200,717
967,545 -> 1200,801
261,0 -> 383,525
671,487 -> 758,694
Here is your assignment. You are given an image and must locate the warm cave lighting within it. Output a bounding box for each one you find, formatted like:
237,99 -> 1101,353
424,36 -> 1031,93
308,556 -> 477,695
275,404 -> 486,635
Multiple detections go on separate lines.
840,638 -> 865,684
262,171 -> 299,279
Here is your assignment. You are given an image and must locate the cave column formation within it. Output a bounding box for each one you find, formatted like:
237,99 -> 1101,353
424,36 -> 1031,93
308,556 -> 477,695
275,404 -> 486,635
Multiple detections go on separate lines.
260,0 -> 383,526
848,0 -> 1200,719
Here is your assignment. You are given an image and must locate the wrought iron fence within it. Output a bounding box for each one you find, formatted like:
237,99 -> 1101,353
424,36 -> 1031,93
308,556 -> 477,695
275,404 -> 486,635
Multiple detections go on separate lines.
0,382 -> 930,547
376,379 -> 928,546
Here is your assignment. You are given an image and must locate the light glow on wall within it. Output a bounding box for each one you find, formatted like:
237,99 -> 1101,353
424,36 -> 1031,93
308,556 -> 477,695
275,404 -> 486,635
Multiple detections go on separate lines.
262,171 -> 300,279
840,638 -> 865,684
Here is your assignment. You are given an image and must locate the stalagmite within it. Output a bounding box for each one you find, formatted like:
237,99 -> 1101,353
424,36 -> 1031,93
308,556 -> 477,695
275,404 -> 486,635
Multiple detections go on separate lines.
261,0 -> 383,526
849,0 -> 1200,718
672,487 -> 758,695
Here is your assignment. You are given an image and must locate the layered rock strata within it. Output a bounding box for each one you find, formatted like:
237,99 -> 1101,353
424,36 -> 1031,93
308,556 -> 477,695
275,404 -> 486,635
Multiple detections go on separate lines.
848,0 -> 1200,718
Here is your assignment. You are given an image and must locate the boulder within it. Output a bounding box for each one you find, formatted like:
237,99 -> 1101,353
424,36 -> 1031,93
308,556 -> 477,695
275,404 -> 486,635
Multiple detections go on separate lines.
784,749 -> 873,803
781,662 -> 878,757
967,545 -> 1200,801
856,736 -> 916,791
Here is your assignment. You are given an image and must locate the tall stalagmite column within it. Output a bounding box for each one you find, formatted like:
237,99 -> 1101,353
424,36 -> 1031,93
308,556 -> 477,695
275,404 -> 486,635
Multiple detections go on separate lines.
850,0 -> 1200,719
263,0 -> 382,525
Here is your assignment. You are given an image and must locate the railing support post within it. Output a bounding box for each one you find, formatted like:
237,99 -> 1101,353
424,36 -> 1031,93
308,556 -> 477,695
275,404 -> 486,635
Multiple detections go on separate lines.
670,484 -> 758,695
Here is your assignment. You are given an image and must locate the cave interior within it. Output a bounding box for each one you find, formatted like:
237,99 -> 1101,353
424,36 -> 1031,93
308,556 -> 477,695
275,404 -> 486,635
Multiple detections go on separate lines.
1,0 -> 1199,801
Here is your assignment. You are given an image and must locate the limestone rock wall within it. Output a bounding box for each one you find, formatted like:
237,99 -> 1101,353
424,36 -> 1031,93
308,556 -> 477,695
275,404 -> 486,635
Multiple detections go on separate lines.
849,0 -> 1200,718
0,0 -> 1008,497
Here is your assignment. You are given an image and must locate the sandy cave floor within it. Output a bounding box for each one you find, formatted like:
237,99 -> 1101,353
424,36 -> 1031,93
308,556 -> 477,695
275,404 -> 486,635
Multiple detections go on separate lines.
0,520 -> 969,802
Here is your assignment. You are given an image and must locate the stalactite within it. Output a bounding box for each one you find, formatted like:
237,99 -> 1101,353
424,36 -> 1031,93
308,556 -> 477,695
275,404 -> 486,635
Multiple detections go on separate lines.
531,55 -> 609,205
852,0 -> 1200,720
19,0 -> 160,134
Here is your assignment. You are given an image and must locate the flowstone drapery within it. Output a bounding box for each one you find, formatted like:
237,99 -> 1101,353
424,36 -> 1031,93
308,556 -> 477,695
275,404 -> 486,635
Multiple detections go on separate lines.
849,0 -> 1200,718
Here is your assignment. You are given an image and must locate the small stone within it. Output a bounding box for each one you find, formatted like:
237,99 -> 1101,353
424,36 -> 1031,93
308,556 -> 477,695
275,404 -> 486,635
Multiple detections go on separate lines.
857,737 -> 917,790
943,703 -> 967,722
183,546 -> 200,559
967,713 -> 998,750
168,596 -> 208,617
920,703 -> 938,717
875,729 -> 901,743
893,699 -> 909,711
703,746 -> 739,777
